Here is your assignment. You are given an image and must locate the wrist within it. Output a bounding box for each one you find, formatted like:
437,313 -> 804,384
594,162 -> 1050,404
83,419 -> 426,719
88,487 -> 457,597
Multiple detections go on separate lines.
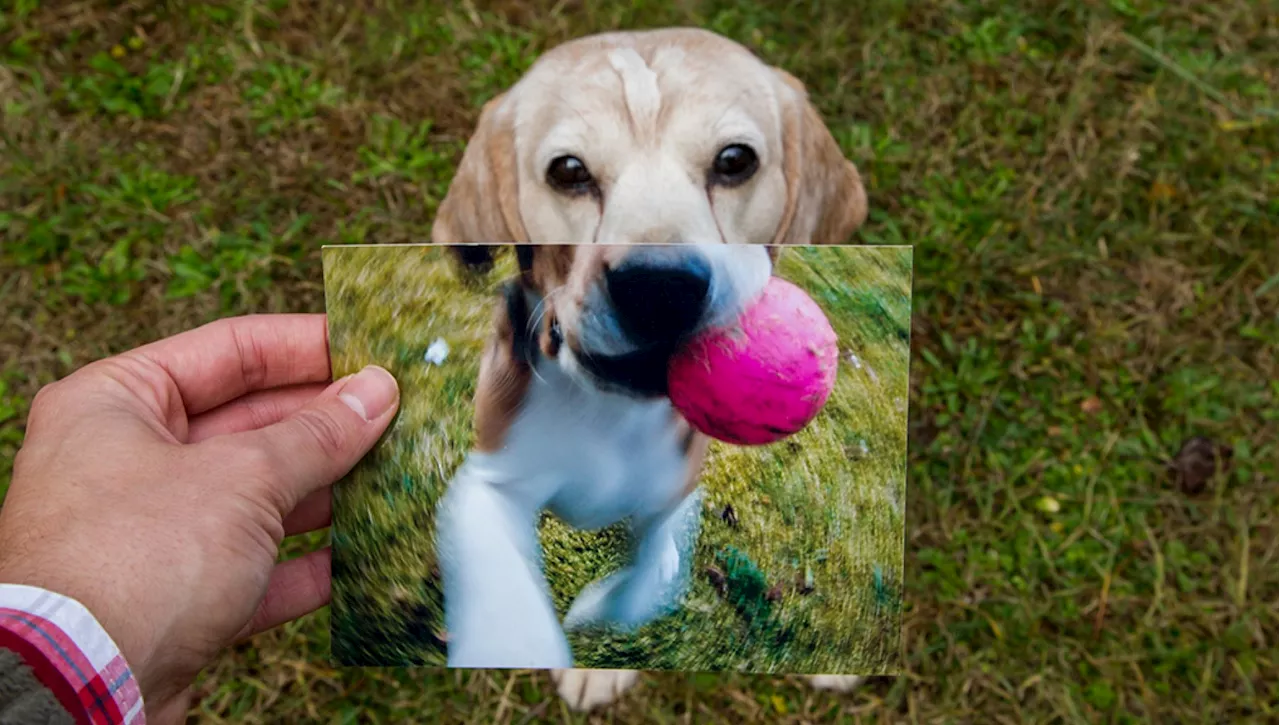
0,557 -> 157,697
0,581 -> 148,723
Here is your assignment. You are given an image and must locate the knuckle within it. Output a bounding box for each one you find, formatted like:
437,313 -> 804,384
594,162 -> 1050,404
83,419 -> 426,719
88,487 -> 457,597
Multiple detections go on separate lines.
24,380 -> 69,434
291,408 -> 350,459
222,317 -> 276,391
29,379 -> 64,413
242,397 -> 279,432
226,487 -> 286,553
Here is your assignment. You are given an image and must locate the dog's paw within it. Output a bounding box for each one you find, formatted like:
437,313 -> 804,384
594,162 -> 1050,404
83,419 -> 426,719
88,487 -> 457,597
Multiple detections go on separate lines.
807,675 -> 865,693
552,669 -> 640,711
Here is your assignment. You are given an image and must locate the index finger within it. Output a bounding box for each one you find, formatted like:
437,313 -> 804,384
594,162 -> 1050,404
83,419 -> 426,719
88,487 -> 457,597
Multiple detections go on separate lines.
128,314 -> 334,416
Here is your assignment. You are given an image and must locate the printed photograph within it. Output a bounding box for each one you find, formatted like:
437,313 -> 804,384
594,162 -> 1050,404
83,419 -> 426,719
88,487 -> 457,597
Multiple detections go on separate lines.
325,242 -> 912,676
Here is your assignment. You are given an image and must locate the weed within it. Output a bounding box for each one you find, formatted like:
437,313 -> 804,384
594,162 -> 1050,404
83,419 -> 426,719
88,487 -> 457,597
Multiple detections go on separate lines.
242,60 -> 345,135
353,114 -> 462,212
167,216 -> 313,311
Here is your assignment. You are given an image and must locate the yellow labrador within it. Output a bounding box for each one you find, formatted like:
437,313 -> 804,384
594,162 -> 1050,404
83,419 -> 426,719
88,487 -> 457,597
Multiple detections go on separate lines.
431,27 -> 869,711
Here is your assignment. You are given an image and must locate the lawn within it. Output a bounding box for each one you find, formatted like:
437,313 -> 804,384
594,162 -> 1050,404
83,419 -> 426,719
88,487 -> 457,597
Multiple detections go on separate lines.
1,0 -> 1276,723
323,244 -> 911,675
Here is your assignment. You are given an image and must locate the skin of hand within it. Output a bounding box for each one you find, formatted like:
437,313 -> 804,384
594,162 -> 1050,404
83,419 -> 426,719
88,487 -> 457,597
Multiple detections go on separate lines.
0,314 -> 399,723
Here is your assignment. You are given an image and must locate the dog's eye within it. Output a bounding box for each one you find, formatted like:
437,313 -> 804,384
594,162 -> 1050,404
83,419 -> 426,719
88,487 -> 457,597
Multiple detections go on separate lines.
711,144 -> 759,186
546,156 -> 595,194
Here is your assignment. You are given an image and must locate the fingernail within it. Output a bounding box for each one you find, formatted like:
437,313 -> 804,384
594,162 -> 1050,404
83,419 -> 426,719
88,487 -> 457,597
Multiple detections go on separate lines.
338,366 -> 399,422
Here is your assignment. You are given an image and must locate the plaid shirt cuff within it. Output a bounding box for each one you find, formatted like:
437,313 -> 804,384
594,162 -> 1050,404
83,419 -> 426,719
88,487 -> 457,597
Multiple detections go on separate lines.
0,583 -> 145,725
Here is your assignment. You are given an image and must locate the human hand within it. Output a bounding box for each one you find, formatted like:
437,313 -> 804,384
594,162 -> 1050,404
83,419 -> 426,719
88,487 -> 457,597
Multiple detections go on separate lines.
0,314 -> 399,723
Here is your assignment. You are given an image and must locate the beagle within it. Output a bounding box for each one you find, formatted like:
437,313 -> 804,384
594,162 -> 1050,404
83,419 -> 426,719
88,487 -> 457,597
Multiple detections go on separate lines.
430,28 -> 870,711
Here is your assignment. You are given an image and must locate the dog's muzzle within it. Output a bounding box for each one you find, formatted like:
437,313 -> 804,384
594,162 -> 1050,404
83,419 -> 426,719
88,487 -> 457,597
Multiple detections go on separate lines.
573,247 -> 717,398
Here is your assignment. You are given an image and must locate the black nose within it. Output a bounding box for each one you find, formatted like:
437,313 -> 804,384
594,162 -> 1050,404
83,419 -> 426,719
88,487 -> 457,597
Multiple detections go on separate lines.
605,252 -> 712,345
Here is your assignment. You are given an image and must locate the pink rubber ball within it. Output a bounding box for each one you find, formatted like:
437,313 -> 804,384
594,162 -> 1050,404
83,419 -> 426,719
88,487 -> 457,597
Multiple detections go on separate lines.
668,276 -> 839,446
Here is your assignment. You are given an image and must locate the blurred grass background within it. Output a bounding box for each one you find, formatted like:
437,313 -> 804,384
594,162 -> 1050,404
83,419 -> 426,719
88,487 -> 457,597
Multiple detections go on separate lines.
0,0 -> 1276,722
324,244 -> 911,675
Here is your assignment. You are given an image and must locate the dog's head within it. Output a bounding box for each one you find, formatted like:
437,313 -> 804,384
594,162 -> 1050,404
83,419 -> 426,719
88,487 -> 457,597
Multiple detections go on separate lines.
435,28 -> 867,405
493,242 -> 772,397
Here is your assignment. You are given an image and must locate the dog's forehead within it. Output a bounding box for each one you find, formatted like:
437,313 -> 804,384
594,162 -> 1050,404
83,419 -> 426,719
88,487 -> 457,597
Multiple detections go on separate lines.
514,32 -> 781,158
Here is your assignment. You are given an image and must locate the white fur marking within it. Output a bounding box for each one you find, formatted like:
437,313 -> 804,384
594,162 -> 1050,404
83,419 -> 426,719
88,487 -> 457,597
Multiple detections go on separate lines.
608,49 -> 661,133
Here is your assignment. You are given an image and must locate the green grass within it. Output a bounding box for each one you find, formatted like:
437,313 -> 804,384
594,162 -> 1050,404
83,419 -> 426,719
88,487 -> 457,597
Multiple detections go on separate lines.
0,0 -> 1276,722
323,244 -> 911,674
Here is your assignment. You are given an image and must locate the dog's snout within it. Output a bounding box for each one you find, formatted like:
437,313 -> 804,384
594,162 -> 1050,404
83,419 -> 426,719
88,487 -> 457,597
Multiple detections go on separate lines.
605,252 -> 712,345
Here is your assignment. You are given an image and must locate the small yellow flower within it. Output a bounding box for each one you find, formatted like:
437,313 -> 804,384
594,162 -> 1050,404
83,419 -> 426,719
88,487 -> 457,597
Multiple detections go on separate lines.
1050,521 -> 1064,534
110,44 -> 126,58
127,36 -> 145,51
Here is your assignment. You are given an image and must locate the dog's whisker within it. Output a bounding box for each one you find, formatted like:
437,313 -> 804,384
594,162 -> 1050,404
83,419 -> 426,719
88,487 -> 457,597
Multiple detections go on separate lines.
527,286 -> 563,340
525,285 -> 567,385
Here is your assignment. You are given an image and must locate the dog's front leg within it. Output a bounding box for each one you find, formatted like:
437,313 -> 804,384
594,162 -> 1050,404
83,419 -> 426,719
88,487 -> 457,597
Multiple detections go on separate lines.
436,467 -> 572,668
562,488 -> 703,632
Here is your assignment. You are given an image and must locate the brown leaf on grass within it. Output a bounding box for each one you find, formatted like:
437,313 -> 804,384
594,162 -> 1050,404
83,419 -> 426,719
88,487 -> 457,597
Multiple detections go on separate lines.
1080,397 -> 1103,415
1169,436 -> 1234,495
1147,181 -> 1177,201
1092,569 -> 1113,640
704,566 -> 727,596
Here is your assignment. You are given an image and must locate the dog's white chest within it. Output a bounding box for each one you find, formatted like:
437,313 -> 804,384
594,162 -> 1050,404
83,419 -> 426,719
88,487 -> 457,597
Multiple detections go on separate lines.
462,359 -> 688,530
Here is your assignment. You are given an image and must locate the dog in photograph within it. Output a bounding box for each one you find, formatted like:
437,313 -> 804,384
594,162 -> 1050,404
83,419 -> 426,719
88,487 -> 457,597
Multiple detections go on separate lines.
430,28 -> 869,711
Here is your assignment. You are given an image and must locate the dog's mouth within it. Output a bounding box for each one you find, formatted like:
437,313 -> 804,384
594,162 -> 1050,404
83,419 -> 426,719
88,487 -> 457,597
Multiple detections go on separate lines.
545,244 -> 772,400
570,343 -> 678,399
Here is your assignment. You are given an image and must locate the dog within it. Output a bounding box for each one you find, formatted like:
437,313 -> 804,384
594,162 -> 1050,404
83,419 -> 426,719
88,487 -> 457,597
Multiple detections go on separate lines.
429,27 -> 870,711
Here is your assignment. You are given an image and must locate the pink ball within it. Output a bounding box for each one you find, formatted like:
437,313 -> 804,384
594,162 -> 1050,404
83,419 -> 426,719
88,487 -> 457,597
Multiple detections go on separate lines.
668,276 -> 839,446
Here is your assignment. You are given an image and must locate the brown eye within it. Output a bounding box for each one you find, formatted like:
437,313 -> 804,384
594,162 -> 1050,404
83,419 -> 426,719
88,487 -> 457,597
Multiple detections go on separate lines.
546,156 -> 595,194
711,144 -> 759,186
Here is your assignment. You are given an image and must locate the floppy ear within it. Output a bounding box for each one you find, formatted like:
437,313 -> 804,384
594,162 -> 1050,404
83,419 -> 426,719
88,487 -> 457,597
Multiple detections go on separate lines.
769,69 -> 869,246
432,91 -> 530,270
473,279 -> 533,452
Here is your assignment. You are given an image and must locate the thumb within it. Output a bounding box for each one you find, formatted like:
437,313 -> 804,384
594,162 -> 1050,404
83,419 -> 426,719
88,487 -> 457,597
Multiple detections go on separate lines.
240,365 -> 399,510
